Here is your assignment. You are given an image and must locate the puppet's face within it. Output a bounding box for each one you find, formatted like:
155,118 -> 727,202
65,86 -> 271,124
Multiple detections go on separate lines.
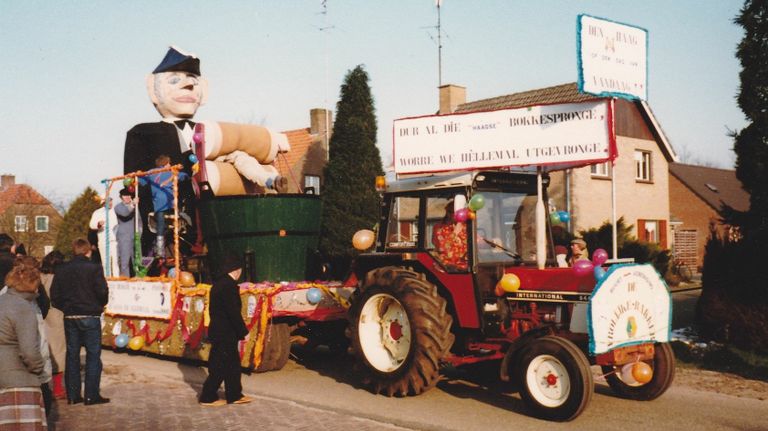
147,71 -> 208,119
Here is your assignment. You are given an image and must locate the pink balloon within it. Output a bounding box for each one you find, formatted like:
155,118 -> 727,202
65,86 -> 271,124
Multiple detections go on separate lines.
454,208 -> 469,222
592,248 -> 609,266
573,259 -> 594,277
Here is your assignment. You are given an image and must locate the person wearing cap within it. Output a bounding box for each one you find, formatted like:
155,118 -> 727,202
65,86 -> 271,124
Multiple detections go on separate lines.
115,187 -> 141,277
569,238 -> 590,266
88,198 -> 119,277
198,254 -> 251,406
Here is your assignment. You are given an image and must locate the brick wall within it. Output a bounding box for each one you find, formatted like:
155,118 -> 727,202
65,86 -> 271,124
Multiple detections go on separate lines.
668,174 -> 720,269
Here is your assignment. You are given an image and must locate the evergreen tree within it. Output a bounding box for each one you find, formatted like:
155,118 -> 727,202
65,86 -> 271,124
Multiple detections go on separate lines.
320,65 -> 384,277
55,187 -> 101,257
697,1 -> 768,350
728,0 -> 768,245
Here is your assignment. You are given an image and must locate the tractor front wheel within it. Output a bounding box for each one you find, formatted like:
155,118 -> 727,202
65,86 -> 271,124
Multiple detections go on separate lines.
601,342 -> 675,400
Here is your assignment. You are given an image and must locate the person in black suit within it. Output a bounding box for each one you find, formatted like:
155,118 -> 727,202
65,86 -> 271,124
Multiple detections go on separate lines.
50,239 -> 110,406
198,254 -> 251,406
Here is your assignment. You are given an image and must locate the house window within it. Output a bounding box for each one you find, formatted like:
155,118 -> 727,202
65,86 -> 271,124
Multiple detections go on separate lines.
634,150 -> 652,182
590,162 -> 611,178
14,215 -> 27,232
304,175 -> 320,194
35,216 -> 49,232
637,219 -> 667,248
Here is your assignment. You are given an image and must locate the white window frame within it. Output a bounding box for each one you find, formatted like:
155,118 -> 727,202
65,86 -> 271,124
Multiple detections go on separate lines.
304,175 -> 321,194
14,215 -> 28,232
644,220 -> 659,243
35,215 -> 49,232
634,150 -> 652,182
590,162 -> 611,178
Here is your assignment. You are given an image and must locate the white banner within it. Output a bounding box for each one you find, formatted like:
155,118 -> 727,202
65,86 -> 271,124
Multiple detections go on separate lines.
393,100 -> 614,174
578,14 -> 648,100
588,264 -> 671,355
106,280 -> 173,319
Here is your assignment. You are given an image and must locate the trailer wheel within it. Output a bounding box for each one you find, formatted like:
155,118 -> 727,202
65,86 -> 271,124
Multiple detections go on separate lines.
601,342 -> 675,400
349,267 -> 454,397
255,323 -> 290,372
517,336 -> 593,421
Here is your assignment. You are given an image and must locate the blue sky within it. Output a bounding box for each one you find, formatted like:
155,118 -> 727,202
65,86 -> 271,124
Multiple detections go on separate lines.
0,1 -> 747,206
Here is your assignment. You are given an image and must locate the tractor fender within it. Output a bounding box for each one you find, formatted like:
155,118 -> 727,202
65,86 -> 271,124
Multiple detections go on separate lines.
499,326 -> 553,382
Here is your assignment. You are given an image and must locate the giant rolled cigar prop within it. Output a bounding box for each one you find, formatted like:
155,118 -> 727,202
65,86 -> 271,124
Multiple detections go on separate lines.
199,121 -> 289,164
204,160 -> 281,196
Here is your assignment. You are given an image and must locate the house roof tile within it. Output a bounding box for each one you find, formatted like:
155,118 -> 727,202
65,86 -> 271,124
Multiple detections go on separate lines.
275,128 -> 315,179
455,82 -> 595,113
670,162 -> 749,212
0,184 -> 53,215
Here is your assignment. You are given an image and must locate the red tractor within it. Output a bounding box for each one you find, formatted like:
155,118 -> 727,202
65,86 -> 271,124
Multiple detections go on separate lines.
346,169 -> 675,421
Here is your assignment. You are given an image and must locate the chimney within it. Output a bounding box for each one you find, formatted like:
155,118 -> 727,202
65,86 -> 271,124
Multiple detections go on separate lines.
310,108 -> 333,155
439,84 -> 466,115
0,174 -> 15,191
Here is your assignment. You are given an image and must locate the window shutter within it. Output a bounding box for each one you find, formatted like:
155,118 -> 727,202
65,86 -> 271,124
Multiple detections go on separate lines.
659,220 -> 668,249
637,219 -> 646,242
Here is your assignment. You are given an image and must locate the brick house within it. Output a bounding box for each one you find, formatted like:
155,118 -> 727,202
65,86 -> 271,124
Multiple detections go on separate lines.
0,174 -> 63,258
440,82 -> 678,249
274,108 -> 333,194
668,163 -> 749,271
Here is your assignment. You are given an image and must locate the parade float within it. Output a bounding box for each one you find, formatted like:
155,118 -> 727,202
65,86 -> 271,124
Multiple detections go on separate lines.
99,46 -> 352,372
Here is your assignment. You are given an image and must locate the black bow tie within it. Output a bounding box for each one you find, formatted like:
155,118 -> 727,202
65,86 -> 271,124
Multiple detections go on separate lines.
174,119 -> 195,129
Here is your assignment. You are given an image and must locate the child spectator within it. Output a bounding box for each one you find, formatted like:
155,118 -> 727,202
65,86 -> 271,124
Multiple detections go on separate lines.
141,155 -> 188,257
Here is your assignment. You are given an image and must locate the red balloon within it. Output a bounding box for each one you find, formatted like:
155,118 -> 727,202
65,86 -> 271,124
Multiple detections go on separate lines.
454,208 -> 469,222
592,248 -> 609,266
573,259 -> 594,277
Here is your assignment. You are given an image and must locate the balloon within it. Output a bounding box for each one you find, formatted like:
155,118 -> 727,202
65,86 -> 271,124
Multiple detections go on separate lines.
188,154 -> 198,164
306,287 -> 323,304
193,132 -> 204,145
192,163 -> 200,174
180,271 -> 196,287
127,185 -> 135,194
550,212 -> 561,224
592,248 -> 609,266
593,265 -> 606,281
494,284 -> 505,297
498,273 -> 521,293
128,336 -> 145,351
123,177 -> 133,187
467,210 -> 476,220
558,211 -> 570,223
573,259 -> 594,277
168,267 -> 177,278
352,229 -> 375,251
468,194 -> 486,211
631,362 -> 653,384
621,362 -> 653,385
115,333 -> 129,348
454,208 -> 469,222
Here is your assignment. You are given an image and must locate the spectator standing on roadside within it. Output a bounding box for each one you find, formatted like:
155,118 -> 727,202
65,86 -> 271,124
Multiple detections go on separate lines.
41,250 -> 67,400
50,238 -> 110,406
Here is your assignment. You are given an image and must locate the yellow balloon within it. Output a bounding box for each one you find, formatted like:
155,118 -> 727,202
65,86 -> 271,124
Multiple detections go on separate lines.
128,336 -> 145,351
352,229 -> 375,251
180,271 -> 196,287
499,273 -> 521,292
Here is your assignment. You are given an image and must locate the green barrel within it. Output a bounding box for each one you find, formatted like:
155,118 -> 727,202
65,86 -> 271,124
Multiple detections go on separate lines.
199,194 -> 321,281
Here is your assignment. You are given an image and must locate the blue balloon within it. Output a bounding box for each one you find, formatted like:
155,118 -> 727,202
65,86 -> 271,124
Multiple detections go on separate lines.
115,333 -> 129,348
188,154 -> 199,164
168,267 -> 177,278
594,265 -> 606,281
558,211 -> 570,223
306,287 -> 323,305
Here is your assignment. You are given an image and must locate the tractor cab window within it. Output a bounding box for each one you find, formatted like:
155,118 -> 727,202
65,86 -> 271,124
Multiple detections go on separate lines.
426,195 -> 468,271
475,191 -> 538,264
384,196 -> 419,248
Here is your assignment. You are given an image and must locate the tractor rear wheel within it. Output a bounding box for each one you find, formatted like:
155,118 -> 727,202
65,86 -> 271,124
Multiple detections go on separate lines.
601,342 -> 675,400
349,267 -> 454,397
517,336 -> 594,421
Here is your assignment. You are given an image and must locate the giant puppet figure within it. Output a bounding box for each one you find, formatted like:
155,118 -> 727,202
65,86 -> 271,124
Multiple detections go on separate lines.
124,46 -> 290,253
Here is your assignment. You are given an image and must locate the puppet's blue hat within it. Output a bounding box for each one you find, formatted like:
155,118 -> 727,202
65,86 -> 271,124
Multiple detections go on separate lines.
152,46 -> 201,75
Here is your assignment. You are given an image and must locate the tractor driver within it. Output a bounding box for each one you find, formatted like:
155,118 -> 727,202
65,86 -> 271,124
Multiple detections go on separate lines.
431,200 -> 468,270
